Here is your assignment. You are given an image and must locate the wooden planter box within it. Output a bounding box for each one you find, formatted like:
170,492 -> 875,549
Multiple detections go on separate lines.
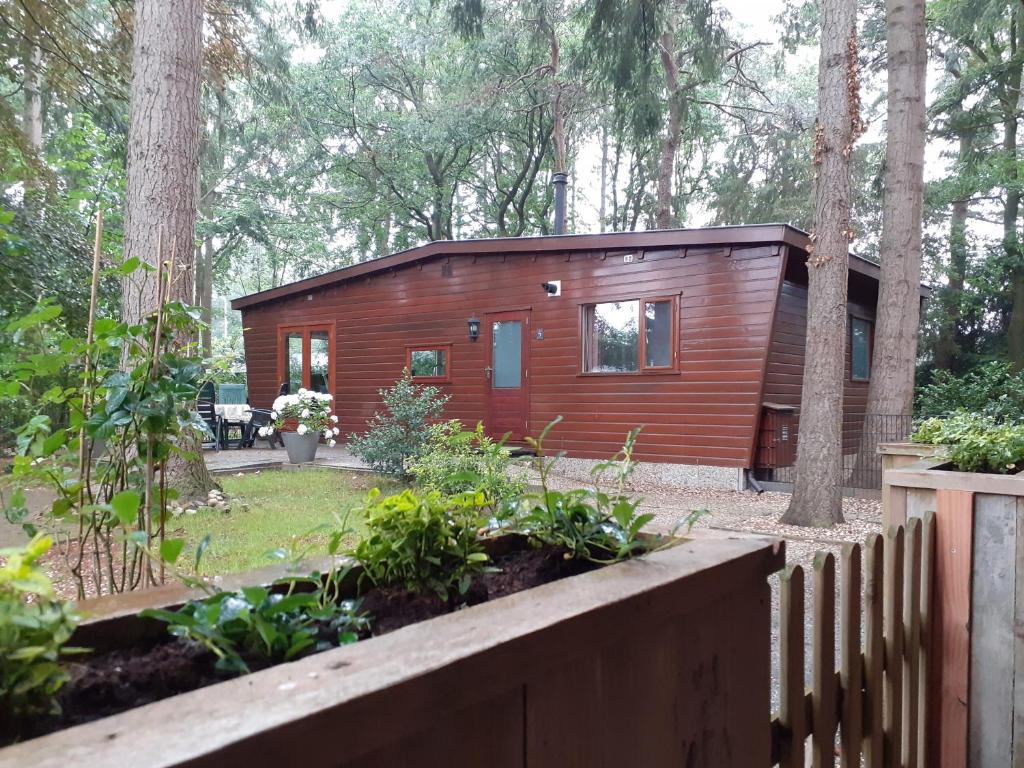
0,534 -> 784,768
882,446 -> 1024,768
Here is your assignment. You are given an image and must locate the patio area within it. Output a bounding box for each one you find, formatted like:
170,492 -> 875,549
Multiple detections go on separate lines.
204,443 -> 369,473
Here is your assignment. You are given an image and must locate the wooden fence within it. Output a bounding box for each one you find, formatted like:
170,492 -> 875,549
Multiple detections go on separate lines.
770,513 -> 936,767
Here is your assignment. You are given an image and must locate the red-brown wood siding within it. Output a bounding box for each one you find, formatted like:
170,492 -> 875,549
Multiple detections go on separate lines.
762,271 -> 878,456
240,242 -> 789,468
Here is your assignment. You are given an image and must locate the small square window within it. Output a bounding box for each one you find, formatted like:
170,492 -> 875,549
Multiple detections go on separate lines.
407,345 -> 451,382
851,317 -> 872,381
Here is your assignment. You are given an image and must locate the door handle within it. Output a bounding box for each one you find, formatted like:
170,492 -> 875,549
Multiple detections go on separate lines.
485,366 -> 493,381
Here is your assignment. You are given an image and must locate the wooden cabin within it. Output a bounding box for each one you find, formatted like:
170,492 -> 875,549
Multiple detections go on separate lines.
232,225 -> 890,490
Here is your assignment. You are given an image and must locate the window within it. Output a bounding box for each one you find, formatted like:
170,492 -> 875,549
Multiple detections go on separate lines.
407,344 -> 451,382
851,316 -> 872,381
582,297 -> 677,374
279,325 -> 333,395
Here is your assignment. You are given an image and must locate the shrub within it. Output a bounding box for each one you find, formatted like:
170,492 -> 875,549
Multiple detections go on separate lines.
348,370 -> 450,476
0,535 -> 83,723
407,420 -> 525,507
141,576 -> 368,674
912,412 -> 1024,474
511,419 -> 703,563
349,488 -> 490,599
916,362 -> 1024,423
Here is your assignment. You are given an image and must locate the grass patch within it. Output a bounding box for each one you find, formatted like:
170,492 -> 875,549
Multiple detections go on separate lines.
170,469 -> 403,576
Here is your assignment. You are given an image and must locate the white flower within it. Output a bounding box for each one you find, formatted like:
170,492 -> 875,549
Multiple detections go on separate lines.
328,439 -> 337,447
258,426 -> 269,437
323,429 -> 333,440
332,427 -> 340,435
271,410 -> 278,419
301,408 -> 310,418
298,387 -> 307,395
296,424 -> 308,435
330,415 -> 338,423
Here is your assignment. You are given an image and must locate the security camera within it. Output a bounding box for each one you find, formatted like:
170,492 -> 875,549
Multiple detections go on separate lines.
541,280 -> 561,296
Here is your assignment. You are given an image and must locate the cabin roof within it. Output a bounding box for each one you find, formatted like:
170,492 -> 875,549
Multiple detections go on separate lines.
230,224 -> 903,310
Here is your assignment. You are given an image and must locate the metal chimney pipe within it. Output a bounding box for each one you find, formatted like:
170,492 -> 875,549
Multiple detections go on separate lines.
551,172 -> 568,235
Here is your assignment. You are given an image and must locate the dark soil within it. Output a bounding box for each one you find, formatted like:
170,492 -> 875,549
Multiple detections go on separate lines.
2,540 -> 597,746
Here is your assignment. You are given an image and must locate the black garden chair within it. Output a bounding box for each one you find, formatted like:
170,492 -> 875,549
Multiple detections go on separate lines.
196,381 -> 224,450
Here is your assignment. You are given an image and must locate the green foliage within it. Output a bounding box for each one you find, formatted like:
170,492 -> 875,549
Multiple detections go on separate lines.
916,362 -> 1024,422
407,420 -> 525,507
348,488 -> 491,600
0,535 -> 83,723
2,287 -> 208,597
912,413 -> 1024,474
348,371 -> 450,477
512,419 -> 690,563
141,576 -> 368,675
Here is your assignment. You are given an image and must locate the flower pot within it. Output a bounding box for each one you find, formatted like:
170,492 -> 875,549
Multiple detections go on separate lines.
281,431 -> 319,464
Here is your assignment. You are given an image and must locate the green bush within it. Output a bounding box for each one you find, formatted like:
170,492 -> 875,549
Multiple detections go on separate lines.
912,413 -> 1024,474
511,419 -> 704,563
0,535 -> 83,724
141,576 -> 368,674
407,421 -> 525,507
349,488 -> 491,599
916,362 -> 1024,423
348,370 -> 450,476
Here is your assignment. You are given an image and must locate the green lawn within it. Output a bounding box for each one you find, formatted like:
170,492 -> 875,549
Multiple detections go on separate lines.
170,469 -> 403,576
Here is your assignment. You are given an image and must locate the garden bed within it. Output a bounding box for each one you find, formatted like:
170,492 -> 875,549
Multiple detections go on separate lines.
7,536 -> 594,744
0,533 -> 784,767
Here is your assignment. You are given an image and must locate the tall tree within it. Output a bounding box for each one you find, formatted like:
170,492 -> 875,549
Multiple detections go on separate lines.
782,0 -> 863,527
122,0 -> 214,496
865,0 -> 927,417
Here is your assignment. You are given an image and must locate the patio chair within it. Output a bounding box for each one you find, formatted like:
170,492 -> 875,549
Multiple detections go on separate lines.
242,408 -> 283,449
197,397 -> 223,450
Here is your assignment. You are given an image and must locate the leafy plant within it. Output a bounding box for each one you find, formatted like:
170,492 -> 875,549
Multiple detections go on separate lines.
0,535 -> 84,724
512,419 -> 698,563
141,575 -> 368,675
1,259 -> 208,598
349,488 -> 491,599
912,412 -> 1024,474
348,370 -> 450,476
407,420 -> 525,508
916,362 -> 1024,423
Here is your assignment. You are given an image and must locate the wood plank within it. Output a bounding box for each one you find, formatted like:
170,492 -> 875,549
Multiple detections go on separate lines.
780,564 -> 806,768
918,512 -> 935,766
863,533 -> 885,768
883,525 -> 905,768
840,543 -> 862,767
813,552 -> 837,768
930,488 -> 973,768
969,493 -> 1018,767
902,517 -> 922,768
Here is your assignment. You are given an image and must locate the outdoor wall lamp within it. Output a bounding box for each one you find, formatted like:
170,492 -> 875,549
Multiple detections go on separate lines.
467,315 -> 480,341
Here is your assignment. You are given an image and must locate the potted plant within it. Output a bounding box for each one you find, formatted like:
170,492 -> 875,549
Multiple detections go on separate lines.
262,388 -> 339,464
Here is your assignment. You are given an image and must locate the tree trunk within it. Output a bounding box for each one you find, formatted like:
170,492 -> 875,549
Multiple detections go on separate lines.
599,122 -> 608,232
199,237 -> 213,355
1005,11 -> 1024,367
123,0 -> 215,499
865,0 -> 927,417
23,42 -> 43,153
782,0 -> 861,527
654,26 -> 681,229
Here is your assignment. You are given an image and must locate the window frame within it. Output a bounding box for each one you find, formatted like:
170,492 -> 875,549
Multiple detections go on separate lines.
849,315 -> 873,382
579,295 -> 680,376
277,323 -> 335,396
405,343 -> 452,383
